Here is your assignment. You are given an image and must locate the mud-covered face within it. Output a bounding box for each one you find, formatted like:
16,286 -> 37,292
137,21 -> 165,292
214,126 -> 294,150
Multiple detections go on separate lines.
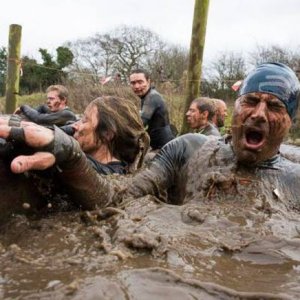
72,104 -> 100,155
46,91 -> 66,112
232,92 -> 292,164
129,73 -> 151,97
186,102 -> 207,129
216,101 -> 228,127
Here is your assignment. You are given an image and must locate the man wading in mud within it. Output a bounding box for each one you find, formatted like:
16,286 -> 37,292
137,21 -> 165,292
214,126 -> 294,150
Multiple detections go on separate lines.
0,63 -> 300,213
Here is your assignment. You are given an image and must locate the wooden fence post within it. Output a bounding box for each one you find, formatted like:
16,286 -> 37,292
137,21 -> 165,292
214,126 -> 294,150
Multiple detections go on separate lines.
181,0 -> 210,134
5,24 -> 22,114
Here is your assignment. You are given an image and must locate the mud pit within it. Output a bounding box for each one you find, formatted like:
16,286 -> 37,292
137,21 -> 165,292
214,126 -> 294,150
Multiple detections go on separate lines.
2,143 -> 300,299
1,190 -> 300,299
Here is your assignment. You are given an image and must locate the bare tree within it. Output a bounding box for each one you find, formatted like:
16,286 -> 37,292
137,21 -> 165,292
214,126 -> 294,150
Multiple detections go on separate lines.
66,25 -> 165,83
149,44 -> 189,87
202,51 -> 247,101
249,44 -> 300,71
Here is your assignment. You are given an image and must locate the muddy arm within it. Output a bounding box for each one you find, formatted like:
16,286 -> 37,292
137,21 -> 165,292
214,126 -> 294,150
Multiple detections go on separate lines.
59,155 -> 125,210
35,126 -> 123,209
20,105 -> 76,126
60,133 -> 208,207
126,133 -> 209,203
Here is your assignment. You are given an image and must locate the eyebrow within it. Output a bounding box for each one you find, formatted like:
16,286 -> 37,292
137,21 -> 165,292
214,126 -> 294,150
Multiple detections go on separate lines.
245,95 -> 259,100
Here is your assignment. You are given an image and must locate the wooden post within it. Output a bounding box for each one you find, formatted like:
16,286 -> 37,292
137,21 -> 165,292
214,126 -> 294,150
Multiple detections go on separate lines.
5,24 -> 22,114
181,0 -> 210,134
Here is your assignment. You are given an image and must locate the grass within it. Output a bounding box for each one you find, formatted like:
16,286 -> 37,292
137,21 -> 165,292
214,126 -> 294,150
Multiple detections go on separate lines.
0,93 -> 45,113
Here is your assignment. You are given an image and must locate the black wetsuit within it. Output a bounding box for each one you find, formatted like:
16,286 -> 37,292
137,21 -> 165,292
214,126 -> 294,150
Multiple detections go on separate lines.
197,122 -> 220,137
140,87 -> 174,149
87,155 -> 128,175
20,104 -> 77,126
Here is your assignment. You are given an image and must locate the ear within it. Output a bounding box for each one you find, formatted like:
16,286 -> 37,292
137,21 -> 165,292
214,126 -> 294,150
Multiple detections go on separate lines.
203,110 -> 209,119
104,130 -> 115,142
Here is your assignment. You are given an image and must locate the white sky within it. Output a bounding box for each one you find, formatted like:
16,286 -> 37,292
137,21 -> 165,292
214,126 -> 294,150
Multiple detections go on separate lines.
1,0 -> 300,63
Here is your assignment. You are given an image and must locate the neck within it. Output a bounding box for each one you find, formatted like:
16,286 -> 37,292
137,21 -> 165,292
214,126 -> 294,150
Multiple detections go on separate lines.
89,144 -> 119,164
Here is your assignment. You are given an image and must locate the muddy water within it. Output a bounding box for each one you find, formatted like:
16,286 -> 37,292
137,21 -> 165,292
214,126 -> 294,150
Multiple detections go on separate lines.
2,144 -> 300,299
1,191 -> 300,299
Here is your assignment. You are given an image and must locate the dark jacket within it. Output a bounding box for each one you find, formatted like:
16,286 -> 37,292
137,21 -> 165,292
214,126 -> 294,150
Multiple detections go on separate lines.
140,87 -> 174,149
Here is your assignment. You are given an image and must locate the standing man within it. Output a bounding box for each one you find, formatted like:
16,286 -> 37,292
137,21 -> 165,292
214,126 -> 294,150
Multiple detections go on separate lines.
186,97 -> 220,136
129,69 -> 174,150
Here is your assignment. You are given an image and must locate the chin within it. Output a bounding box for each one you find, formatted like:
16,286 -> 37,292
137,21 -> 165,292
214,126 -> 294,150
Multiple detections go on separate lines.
236,150 -> 261,165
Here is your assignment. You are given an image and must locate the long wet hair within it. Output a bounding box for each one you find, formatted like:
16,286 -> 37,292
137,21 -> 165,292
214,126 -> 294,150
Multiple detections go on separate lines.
91,96 -> 149,171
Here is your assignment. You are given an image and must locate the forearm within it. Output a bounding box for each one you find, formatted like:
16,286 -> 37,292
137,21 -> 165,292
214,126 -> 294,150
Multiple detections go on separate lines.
59,156 -> 125,209
20,105 -> 75,126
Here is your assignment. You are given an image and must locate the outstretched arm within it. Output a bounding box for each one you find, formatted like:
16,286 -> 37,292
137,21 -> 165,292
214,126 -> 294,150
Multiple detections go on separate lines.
0,118 -> 207,208
20,105 -> 76,126
0,121 -> 123,209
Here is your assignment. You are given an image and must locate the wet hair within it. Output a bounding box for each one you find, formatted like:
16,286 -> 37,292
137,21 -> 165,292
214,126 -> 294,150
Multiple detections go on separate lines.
192,97 -> 216,121
46,85 -> 69,103
91,96 -> 150,171
130,68 -> 150,81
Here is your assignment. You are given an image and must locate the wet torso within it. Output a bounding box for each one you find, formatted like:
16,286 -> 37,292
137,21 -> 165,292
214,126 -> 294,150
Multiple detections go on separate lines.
131,134 -> 300,209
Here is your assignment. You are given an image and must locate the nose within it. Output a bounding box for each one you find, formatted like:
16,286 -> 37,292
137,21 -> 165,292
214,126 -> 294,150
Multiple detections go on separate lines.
72,119 -> 81,131
250,101 -> 267,122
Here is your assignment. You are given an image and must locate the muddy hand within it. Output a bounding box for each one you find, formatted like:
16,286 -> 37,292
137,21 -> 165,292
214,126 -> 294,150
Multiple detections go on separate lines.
11,152 -> 56,173
0,123 -> 56,173
0,123 -> 54,148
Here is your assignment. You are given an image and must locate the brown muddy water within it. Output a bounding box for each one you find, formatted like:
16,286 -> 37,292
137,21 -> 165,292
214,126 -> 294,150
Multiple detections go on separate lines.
1,144 -> 300,299
1,194 -> 300,299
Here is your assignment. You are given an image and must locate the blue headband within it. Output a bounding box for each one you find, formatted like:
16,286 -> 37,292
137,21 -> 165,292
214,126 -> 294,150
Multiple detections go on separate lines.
239,62 -> 300,119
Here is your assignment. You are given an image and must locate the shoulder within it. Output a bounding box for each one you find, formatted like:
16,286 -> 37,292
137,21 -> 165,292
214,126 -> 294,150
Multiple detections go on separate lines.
157,133 -> 210,160
60,108 -> 77,119
207,123 -> 221,137
280,144 -> 300,164
148,88 -> 164,102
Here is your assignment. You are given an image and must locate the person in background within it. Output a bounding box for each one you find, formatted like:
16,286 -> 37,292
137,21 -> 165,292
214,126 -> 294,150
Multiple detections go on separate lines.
212,98 -> 228,129
129,68 -> 174,150
15,85 -> 77,127
186,97 -> 220,136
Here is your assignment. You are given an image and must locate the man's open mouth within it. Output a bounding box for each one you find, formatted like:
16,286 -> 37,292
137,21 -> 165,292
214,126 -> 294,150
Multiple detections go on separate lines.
245,129 -> 265,150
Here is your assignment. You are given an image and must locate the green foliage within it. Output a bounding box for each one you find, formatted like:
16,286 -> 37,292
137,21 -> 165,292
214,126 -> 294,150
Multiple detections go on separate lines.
56,47 -> 74,68
19,47 -> 74,94
20,56 -> 42,94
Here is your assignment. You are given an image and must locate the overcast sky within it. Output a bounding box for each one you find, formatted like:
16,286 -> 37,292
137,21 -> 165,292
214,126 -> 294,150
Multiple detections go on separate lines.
1,0 -> 300,63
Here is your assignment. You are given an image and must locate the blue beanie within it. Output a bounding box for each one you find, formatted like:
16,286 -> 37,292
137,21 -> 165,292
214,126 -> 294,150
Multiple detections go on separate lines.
239,62 -> 300,119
